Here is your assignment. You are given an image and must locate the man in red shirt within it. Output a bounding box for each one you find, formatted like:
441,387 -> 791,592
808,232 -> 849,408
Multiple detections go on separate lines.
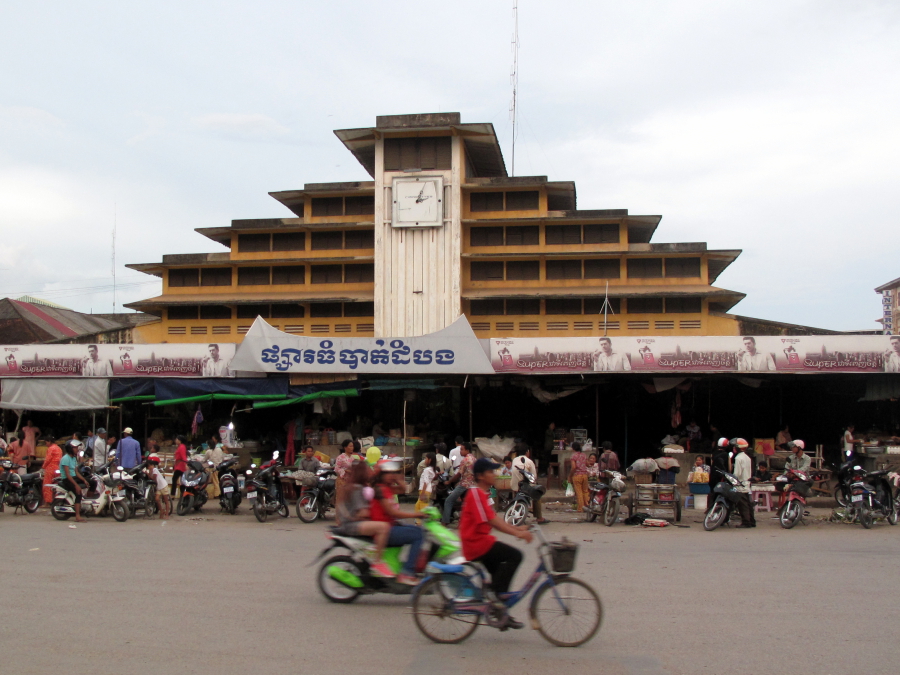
460,458 -> 533,629
173,435 -> 188,501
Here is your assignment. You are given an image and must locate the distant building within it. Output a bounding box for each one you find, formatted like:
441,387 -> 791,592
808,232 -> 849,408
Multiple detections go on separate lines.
0,297 -> 156,344
876,276 -> 899,335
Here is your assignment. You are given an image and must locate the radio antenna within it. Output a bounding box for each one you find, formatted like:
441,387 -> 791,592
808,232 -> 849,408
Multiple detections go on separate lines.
112,202 -> 117,314
509,0 -> 519,177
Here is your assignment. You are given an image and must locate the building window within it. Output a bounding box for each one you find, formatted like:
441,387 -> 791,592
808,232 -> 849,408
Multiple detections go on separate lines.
627,258 -> 663,278
547,192 -> 574,211
545,225 -> 582,245
504,191 -> 539,211
168,268 -> 199,287
546,260 -> 582,280
584,297 -> 621,314
627,297 -> 664,314
310,302 -> 343,318
665,297 -> 702,313
199,305 -> 232,320
505,225 -> 539,245
310,264 -> 343,284
343,301 -> 375,317
237,233 -> 271,252
271,304 -> 305,318
470,299 -> 505,316
471,261 -> 505,281
200,267 -> 232,287
272,232 -> 305,251
470,227 -> 504,247
665,257 -> 701,277
237,304 -> 270,319
583,224 -> 619,244
167,305 -> 199,320
344,196 -> 375,216
237,266 -> 270,285
311,197 -> 344,217
271,265 -> 305,285
505,260 -> 540,281
470,192 -> 505,212
584,259 -> 621,279
311,231 -> 344,250
505,298 -> 541,315
383,137 -> 452,171
344,229 -> 375,249
344,264 -> 375,283
545,299 -> 582,315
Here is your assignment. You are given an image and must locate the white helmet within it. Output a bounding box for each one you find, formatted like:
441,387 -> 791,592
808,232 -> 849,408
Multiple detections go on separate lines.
789,439 -> 805,451
717,437 -> 730,448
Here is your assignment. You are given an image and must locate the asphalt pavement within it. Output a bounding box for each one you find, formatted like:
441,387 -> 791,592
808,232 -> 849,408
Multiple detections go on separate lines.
3,503 -> 900,675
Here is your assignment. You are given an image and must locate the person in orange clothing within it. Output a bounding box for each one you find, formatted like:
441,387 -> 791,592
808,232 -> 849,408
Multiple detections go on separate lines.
21,420 -> 40,459
41,438 -> 63,505
567,441 -> 590,513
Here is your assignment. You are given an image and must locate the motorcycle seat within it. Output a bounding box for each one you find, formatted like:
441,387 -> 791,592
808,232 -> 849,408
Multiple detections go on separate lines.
428,562 -> 465,574
21,472 -> 43,482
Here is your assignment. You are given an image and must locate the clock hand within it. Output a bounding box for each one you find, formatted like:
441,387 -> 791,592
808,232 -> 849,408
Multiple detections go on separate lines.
415,186 -> 425,203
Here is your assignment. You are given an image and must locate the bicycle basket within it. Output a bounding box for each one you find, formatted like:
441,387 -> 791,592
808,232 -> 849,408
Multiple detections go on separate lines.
548,541 -> 578,573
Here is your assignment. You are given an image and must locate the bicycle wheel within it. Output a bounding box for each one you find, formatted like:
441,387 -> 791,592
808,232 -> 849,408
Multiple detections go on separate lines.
530,577 -> 602,647
412,575 -> 481,644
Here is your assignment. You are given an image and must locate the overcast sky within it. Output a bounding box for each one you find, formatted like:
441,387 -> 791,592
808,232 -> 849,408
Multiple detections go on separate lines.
1,1 -> 897,331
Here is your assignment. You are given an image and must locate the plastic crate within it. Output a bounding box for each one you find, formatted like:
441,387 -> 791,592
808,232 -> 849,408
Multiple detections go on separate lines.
633,473 -> 653,485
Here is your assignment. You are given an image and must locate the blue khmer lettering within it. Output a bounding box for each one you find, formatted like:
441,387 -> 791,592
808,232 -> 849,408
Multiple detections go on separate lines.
259,342 -> 456,370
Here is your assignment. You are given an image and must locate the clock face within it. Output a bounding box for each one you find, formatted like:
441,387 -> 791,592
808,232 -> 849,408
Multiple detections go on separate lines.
392,177 -> 443,227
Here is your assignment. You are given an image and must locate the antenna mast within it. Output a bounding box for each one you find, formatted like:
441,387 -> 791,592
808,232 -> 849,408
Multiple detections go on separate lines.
509,0 -> 519,177
112,202 -> 116,314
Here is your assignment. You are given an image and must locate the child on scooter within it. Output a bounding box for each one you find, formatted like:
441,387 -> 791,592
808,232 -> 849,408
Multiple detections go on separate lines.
148,455 -> 171,520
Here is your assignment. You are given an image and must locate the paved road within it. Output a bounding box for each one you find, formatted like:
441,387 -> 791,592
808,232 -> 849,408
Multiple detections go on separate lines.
4,505 -> 900,675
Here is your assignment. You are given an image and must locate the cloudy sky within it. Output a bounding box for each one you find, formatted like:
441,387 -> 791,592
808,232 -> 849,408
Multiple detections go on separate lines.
1,1 -> 897,330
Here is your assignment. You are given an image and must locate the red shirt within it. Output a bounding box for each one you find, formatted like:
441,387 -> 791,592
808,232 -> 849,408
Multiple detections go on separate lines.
369,485 -> 395,524
174,444 -> 188,473
459,486 -> 496,561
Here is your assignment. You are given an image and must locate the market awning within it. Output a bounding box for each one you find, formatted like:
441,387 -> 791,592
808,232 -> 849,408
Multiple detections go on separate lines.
153,377 -> 289,406
368,379 -> 440,391
860,376 -> 900,402
0,378 -> 109,411
252,379 -> 360,409
109,378 -> 156,403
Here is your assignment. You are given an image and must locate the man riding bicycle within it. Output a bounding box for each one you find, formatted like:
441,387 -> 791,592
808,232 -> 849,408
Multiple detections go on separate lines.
459,457 -> 533,629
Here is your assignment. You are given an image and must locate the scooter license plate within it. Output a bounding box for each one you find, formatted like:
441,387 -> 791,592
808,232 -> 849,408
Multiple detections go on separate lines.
246,491 -> 257,499
223,487 -> 234,493
851,494 -> 863,503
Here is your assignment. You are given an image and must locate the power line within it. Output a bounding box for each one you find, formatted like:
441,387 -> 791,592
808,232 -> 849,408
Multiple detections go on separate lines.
509,0 -> 519,177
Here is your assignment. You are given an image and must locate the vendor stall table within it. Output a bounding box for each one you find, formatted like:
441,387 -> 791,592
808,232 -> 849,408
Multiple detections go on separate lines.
626,483 -> 682,522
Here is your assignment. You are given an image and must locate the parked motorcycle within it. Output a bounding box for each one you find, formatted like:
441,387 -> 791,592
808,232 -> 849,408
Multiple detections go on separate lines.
703,470 -> 744,531
584,470 -> 626,526
49,454 -> 128,521
315,506 -> 463,603
776,467 -> 812,529
296,467 -> 337,523
849,466 -> 897,529
176,459 -> 212,516
120,461 -> 157,520
833,449 -> 856,507
217,458 -> 242,515
504,468 -> 546,526
0,460 -> 43,514
431,472 -> 462,523
247,451 -> 289,523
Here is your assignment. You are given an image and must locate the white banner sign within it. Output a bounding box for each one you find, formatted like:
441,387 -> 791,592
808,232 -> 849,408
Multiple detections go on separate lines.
491,335 -> 900,374
230,316 -> 494,374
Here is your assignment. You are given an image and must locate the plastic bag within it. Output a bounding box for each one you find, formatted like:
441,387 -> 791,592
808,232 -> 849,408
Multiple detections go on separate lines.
565,482 -> 575,497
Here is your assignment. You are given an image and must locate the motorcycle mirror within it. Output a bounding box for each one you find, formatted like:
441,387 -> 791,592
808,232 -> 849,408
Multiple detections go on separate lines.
245,469 -> 252,475
273,451 -> 280,460
251,463 -> 257,468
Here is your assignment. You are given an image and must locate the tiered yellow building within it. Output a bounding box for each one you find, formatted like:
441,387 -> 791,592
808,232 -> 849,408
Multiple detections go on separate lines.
128,112 -> 745,342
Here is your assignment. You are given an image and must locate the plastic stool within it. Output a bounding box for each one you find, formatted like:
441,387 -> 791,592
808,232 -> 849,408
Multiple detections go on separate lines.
752,491 -> 773,513
683,495 -> 694,509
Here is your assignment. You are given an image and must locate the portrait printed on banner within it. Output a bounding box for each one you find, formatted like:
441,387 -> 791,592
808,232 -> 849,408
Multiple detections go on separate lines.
736,336 -> 776,372
592,337 -> 632,372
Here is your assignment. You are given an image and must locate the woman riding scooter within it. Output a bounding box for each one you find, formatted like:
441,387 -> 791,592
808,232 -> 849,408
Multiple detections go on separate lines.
369,458 -> 423,585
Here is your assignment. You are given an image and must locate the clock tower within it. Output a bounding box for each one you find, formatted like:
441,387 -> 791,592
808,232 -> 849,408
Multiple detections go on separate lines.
336,112 -> 507,338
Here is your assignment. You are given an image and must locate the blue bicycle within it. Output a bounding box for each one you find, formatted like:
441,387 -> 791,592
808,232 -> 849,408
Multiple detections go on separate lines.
410,527 -> 602,647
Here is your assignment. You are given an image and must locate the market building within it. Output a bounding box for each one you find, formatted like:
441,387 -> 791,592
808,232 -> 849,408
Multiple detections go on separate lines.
126,112 -> 749,343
